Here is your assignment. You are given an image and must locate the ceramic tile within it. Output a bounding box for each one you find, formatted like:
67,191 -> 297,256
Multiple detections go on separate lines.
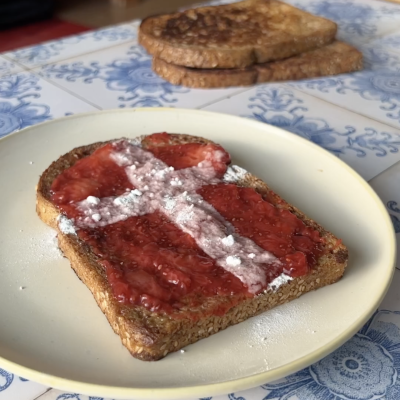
369,161 -> 400,219
35,390 -> 94,400
0,71 -> 98,138
35,388 -> 233,400
370,160 -> 400,269
4,22 -> 139,70
260,308 -> 400,400
360,43 -> 400,69
366,162 -> 400,309
286,42 -> 400,130
0,370 -> 48,400
372,31 -> 400,56
379,266 -> 400,312
283,0 -> 400,47
0,56 -> 24,78
34,386 -> 274,400
37,42 -> 245,110
35,389 -> 105,400
204,84 -> 400,181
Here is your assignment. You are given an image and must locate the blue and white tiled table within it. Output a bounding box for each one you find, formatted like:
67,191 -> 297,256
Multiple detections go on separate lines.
1,0 -> 400,399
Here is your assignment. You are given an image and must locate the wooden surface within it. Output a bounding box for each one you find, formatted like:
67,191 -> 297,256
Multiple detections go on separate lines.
110,0 -> 141,6
56,0 -> 199,27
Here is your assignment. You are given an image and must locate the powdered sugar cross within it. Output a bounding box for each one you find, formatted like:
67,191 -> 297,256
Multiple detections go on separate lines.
71,140 -> 283,293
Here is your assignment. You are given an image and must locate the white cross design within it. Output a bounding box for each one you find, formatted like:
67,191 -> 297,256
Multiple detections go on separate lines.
65,140 -> 287,294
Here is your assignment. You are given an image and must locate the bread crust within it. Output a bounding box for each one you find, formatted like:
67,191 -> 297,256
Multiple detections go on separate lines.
152,41 -> 363,88
36,134 -> 348,361
139,0 -> 337,69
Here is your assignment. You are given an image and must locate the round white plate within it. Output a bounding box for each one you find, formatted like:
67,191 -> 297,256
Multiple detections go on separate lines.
0,108 -> 395,399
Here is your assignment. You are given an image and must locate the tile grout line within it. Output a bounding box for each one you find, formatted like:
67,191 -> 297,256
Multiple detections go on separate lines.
362,39 -> 400,58
368,26 -> 400,43
35,72 -> 103,110
1,53 -> 33,74
0,58 -> 103,110
196,87 -> 254,110
281,82 -> 400,133
368,157 -> 400,183
279,82 -> 400,183
32,387 -> 53,400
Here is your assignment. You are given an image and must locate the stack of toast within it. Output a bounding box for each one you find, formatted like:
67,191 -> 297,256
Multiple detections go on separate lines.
138,0 -> 363,88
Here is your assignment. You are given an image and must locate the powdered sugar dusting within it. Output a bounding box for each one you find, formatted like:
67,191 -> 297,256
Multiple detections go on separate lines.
268,274 -> 293,291
86,196 -> 100,205
241,302 -> 313,357
222,235 -> 234,246
110,152 -> 133,167
129,137 -> 142,147
57,215 -> 77,235
92,213 -> 101,222
76,189 -> 158,227
72,140 -> 281,293
25,228 -> 63,262
159,191 -> 277,293
223,165 -> 248,183
226,256 -> 241,267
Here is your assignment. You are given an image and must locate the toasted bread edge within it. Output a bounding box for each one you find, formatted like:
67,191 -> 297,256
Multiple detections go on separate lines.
152,41 -> 363,88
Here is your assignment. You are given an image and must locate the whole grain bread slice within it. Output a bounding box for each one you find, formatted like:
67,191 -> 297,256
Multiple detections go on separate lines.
139,0 -> 338,69
152,41 -> 363,88
36,134 -> 348,361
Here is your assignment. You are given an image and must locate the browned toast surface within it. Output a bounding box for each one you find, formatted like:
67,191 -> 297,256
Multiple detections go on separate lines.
152,41 -> 363,88
36,134 -> 348,361
139,0 -> 338,68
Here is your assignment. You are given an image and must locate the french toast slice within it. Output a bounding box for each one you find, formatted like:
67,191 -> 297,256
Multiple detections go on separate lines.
36,133 -> 348,361
152,41 -> 363,88
139,0 -> 338,69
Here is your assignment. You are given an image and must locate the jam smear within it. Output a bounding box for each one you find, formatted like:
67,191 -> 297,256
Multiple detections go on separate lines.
142,132 -> 172,147
50,133 -> 326,318
143,132 -> 231,177
51,143 -> 134,208
198,184 -> 325,276
78,211 -> 249,315
148,142 -> 230,178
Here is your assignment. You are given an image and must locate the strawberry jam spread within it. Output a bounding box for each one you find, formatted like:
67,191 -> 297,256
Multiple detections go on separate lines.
51,133 -> 326,318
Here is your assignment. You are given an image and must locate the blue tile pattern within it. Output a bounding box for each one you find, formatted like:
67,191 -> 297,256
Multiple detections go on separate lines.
287,44 -> 400,127
56,395 -> 108,400
41,47 -> 190,108
244,86 -> 400,157
292,69 -> 400,123
289,0 -> 400,45
261,310 -> 400,400
0,74 -> 51,137
388,201 -> 400,234
0,369 -> 14,392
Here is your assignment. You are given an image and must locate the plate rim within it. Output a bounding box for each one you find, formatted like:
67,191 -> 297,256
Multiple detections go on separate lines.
0,107 -> 396,399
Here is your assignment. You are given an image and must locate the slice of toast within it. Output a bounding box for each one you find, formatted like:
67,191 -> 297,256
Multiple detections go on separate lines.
139,0 -> 338,69
36,134 -> 348,361
152,41 -> 363,88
